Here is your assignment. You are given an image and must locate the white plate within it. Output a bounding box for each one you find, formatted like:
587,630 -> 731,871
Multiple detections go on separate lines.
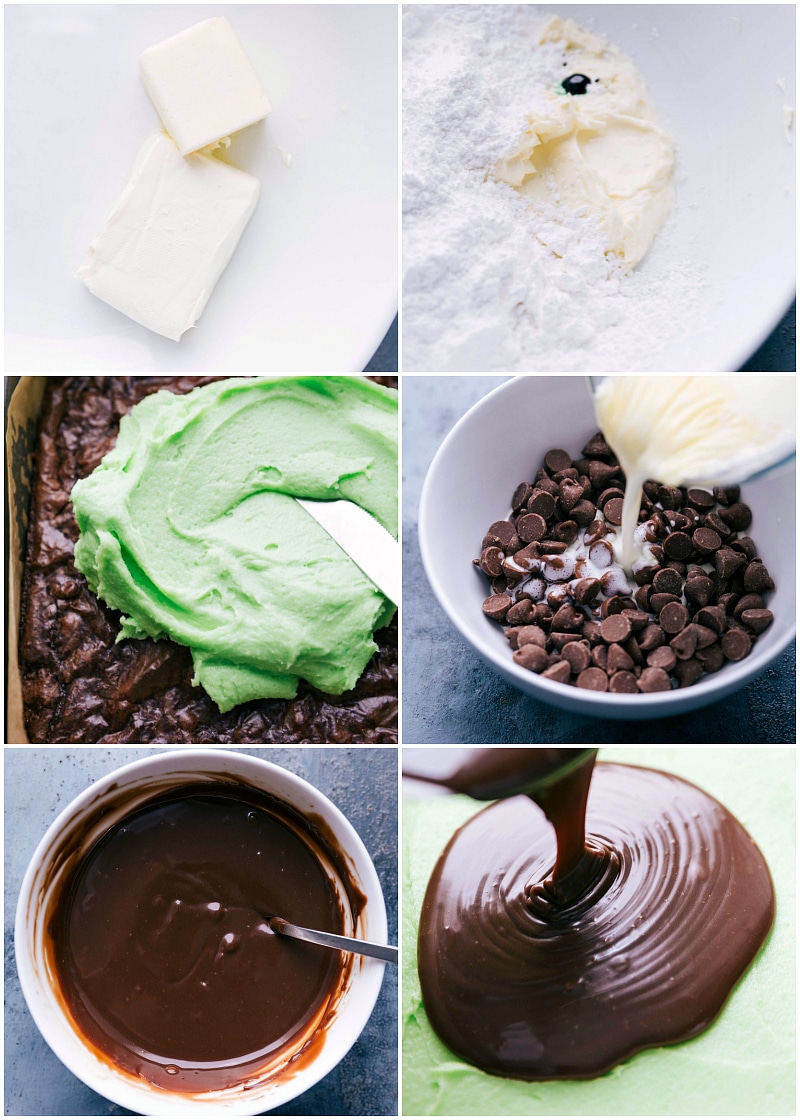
5,5 -> 398,372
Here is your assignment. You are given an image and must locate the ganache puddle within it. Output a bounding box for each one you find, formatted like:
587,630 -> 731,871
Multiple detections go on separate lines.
50,785 -> 346,1092
412,749 -> 775,1080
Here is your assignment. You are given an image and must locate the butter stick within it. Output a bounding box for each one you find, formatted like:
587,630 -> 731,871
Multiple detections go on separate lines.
139,17 -> 271,156
77,131 -> 259,341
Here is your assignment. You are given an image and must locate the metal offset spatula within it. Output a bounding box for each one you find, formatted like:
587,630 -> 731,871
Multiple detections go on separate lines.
295,498 -> 400,606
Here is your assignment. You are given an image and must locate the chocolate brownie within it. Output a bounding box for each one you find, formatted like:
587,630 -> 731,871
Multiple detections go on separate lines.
19,377 -> 397,744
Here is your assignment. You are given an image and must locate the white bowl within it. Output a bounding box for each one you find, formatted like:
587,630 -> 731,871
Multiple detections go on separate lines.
403,4 -> 795,371
15,749 -> 388,1115
419,375 -> 795,720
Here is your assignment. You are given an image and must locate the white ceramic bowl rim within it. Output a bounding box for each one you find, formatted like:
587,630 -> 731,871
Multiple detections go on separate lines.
15,748 -> 387,1115
419,376 -> 796,720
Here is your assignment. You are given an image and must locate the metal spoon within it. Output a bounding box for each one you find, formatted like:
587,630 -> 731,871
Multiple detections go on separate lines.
269,916 -> 398,964
403,748 -> 597,801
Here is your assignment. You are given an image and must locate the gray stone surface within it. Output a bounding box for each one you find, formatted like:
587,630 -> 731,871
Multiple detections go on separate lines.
5,747 -> 398,1116
364,316 -> 398,373
402,376 -> 796,745
740,302 -> 796,371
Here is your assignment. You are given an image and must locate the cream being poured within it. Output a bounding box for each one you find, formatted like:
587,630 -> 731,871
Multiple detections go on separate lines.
593,376 -> 796,570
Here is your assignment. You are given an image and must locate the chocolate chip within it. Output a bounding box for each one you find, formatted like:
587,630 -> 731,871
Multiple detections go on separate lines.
512,483 -> 534,511
634,585 -> 652,611
549,631 -> 579,651
607,643 -> 634,674
571,577 -> 601,605
638,666 -> 671,693
693,624 -> 718,649
721,628 -> 751,661
587,540 -> 614,568
732,593 -> 764,619
558,479 -> 584,511
562,642 -> 591,675
719,502 -> 752,531
743,561 -> 775,594
673,658 -> 703,688
512,544 -> 540,572
647,646 -> 676,671
487,520 -> 517,548
551,520 -> 579,545
684,573 -> 715,608
715,547 -> 745,579
596,486 -> 625,508
491,577 -> 508,595
695,605 -> 726,634
687,488 -> 716,510
603,497 -> 624,526
551,604 -> 585,632
541,556 -> 575,582
609,670 -> 638,693
634,623 -> 663,652
482,594 -> 511,620
544,449 -> 574,475
527,491 -> 557,520
696,643 -> 724,673
600,615 -> 632,644
591,644 -> 608,671
541,660 -> 572,683
515,625 -> 548,649
513,645 -> 550,673
704,512 -> 734,541
717,592 -> 739,616
713,485 -> 740,506
659,485 -> 684,509
570,499 -> 597,527
552,467 -> 579,484
583,520 -> 608,545
659,602 -> 689,634
581,432 -> 613,459
670,625 -> 698,660
663,531 -> 692,560
582,620 -> 604,645
506,599 -> 536,625
741,609 -> 774,635
599,595 -> 626,618
649,592 -> 681,614
479,546 -> 504,577
651,568 -> 682,596
539,540 -> 568,556
517,512 -> 547,543
577,667 -> 608,692
692,527 -> 722,554
621,609 -> 649,632
588,460 -> 620,488
534,477 -> 560,497
730,536 -> 757,560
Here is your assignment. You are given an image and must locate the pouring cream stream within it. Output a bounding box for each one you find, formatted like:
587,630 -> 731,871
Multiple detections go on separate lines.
593,376 -> 796,570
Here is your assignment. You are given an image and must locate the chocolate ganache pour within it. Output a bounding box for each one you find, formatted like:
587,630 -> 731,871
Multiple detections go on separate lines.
416,749 -> 775,1080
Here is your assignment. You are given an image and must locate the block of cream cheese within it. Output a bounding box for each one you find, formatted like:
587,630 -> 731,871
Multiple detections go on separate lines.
139,17 -> 271,155
77,131 -> 259,341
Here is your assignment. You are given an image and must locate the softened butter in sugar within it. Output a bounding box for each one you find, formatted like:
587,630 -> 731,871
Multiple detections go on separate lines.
76,131 -> 259,341
140,17 -> 271,156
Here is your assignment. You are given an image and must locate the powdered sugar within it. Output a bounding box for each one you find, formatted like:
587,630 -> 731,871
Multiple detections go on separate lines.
403,6 -> 709,372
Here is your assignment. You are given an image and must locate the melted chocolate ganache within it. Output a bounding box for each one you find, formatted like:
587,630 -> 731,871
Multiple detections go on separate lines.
50,784 -> 347,1091
417,749 -> 775,1080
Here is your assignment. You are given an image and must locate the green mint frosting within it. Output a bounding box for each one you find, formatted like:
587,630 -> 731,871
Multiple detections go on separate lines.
72,376 -> 397,712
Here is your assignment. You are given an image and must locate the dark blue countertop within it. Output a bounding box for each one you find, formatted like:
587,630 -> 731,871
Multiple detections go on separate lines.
402,377 -> 796,745
4,747 -> 398,1116
364,316 -> 398,373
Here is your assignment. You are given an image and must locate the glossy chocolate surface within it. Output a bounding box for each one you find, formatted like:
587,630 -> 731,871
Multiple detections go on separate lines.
418,759 -> 774,1079
50,784 -> 345,1091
